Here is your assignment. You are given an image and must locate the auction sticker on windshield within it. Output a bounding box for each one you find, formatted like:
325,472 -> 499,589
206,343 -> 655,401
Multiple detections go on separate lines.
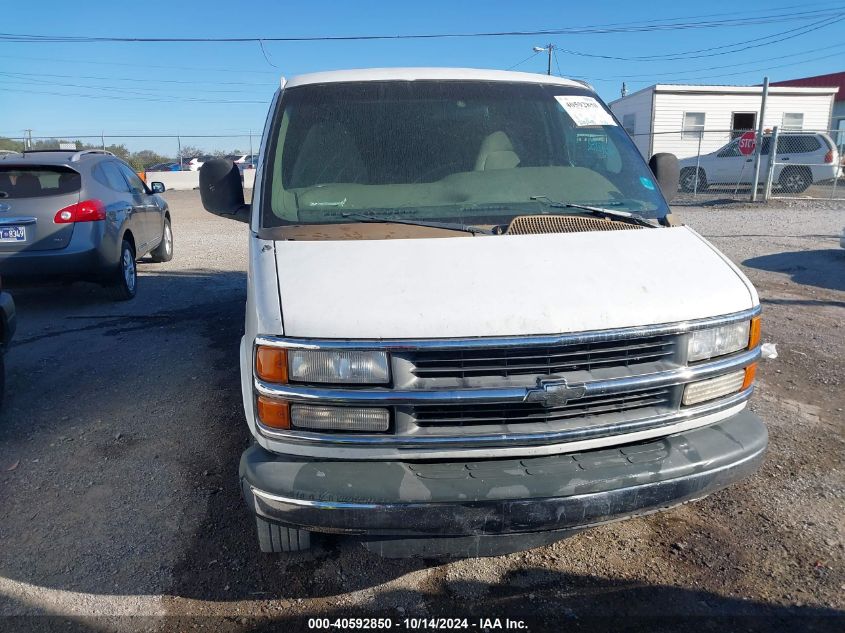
555,95 -> 616,127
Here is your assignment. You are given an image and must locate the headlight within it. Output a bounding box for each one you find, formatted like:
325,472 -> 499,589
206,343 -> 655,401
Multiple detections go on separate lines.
683,370 -> 744,405
688,320 -> 752,362
291,404 -> 390,432
288,349 -> 390,384
683,368 -> 754,406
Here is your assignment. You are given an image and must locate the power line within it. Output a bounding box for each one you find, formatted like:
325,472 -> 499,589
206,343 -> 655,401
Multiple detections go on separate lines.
0,53 -> 278,75
0,73 -> 271,95
583,46 -> 845,85
616,49 -> 845,83
0,8 -> 842,43
600,42 -> 845,79
0,85 -> 268,105
0,69 -> 274,87
553,12 -> 845,63
506,50 -> 542,71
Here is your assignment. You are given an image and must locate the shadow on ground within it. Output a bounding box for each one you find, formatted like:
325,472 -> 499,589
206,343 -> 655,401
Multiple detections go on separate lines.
743,249 -> 845,292
2,268 -> 843,632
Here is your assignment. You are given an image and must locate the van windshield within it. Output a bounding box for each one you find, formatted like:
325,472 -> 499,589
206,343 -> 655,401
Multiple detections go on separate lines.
262,80 -> 669,227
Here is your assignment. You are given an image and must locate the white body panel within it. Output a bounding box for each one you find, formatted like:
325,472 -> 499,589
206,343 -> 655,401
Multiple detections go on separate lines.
236,74 -> 761,461
273,226 -> 756,340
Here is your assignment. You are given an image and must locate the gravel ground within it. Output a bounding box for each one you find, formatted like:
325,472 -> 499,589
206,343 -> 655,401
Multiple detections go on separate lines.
0,191 -> 842,632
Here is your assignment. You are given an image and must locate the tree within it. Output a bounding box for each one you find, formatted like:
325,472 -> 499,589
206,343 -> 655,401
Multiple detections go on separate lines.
0,137 -> 24,152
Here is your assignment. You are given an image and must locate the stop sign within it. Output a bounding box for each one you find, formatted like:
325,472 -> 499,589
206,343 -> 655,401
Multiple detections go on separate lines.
739,131 -> 757,156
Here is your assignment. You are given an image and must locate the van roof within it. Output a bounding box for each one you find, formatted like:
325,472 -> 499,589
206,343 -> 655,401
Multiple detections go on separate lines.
283,67 -> 588,90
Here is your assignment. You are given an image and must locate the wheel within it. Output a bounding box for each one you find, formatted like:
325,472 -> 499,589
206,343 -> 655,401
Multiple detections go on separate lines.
108,239 -> 138,301
255,516 -> 311,553
779,167 -> 811,193
149,217 -> 173,263
679,167 -> 707,192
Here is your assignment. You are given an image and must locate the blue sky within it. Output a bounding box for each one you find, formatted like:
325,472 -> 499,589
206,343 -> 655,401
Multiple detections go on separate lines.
1,0 -> 844,155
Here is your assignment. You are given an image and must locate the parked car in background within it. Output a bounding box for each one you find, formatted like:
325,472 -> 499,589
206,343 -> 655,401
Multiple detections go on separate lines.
228,154 -> 258,173
0,275 -> 15,407
0,149 -> 173,300
146,162 -> 182,172
200,67 -> 766,558
679,132 -> 841,193
185,155 -> 214,172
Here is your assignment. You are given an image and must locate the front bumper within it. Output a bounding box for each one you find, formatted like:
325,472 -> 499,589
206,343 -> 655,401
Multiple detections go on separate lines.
240,409 -> 766,537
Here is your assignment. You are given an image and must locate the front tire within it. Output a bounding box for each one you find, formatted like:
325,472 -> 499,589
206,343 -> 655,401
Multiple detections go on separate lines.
255,516 -> 311,553
149,217 -> 173,263
679,167 -> 707,192
108,239 -> 137,301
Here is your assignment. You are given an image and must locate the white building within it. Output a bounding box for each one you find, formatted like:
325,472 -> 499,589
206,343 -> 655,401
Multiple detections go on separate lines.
609,84 -> 838,159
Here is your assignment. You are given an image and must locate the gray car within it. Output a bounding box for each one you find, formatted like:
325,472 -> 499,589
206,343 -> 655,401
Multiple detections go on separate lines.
0,149 -> 173,300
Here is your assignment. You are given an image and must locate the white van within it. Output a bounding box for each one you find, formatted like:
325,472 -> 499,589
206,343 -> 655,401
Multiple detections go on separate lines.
200,68 -> 766,558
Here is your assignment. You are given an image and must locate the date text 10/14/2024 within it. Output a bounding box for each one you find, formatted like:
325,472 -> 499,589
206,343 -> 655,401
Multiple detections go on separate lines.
307,618 -> 529,630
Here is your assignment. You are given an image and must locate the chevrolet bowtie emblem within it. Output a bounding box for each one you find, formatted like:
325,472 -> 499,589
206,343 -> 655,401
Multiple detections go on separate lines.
525,377 -> 587,408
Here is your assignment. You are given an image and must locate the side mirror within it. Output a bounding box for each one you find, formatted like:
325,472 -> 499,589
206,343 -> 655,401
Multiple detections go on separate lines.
150,181 -> 165,194
199,159 -> 250,222
648,153 -> 680,203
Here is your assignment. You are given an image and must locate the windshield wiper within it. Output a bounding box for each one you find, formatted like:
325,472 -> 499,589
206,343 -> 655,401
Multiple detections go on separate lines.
529,196 -> 659,228
341,212 -> 493,235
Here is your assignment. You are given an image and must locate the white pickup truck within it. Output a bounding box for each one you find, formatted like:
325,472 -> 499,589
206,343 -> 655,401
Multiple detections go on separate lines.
200,68 -> 766,558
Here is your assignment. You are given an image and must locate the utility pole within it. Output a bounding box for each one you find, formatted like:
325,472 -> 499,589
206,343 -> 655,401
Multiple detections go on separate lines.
23,129 -> 32,150
750,76 -> 769,202
532,44 -> 555,75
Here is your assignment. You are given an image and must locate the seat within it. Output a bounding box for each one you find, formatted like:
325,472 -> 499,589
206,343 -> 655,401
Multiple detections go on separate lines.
14,173 -> 42,196
290,122 -> 367,187
57,172 -> 80,193
474,131 -> 521,171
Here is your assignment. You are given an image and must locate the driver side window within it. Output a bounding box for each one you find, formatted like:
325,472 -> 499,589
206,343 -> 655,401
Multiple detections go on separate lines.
117,162 -> 147,195
717,141 -> 741,158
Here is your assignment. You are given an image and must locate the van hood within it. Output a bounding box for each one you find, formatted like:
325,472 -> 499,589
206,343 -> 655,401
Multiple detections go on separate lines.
274,226 -> 757,339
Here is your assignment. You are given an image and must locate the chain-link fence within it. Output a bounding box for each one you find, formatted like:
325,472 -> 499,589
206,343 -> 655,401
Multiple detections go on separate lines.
0,133 -> 261,171
630,128 -> 845,204
4,128 -> 844,201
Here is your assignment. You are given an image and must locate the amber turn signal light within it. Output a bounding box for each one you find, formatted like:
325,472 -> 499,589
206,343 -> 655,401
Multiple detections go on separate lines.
256,346 -> 288,383
742,363 -> 757,390
256,396 -> 290,429
749,316 -> 761,349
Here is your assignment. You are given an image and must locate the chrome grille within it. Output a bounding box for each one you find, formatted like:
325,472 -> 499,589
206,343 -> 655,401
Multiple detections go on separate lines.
412,386 -> 673,427
407,334 -> 676,379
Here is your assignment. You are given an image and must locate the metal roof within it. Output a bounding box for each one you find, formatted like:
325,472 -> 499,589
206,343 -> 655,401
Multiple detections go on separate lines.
771,71 -> 845,102
283,67 -> 587,89
610,82 -> 839,105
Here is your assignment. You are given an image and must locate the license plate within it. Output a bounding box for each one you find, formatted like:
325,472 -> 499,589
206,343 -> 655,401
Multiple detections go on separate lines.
0,226 -> 26,242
